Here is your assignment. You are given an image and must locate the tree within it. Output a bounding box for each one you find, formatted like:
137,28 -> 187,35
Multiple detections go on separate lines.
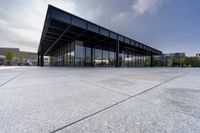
179,57 -> 200,67
168,58 -> 174,67
5,51 -> 15,65
144,57 -> 151,67
180,57 -> 186,66
19,56 -> 24,66
153,59 -> 162,67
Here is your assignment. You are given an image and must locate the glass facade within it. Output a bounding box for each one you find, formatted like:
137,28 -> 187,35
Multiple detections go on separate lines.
94,49 -> 102,67
75,41 -> 85,67
85,47 -> 92,67
50,40 -> 150,67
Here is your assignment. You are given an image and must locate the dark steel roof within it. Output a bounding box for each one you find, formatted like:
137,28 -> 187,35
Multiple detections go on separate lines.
38,5 -> 162,56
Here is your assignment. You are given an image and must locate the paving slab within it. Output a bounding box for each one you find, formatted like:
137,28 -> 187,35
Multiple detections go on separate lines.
0,67 -> 26,86
97,78 -> 160,96
61,68 -> 183,96
60,98 -> 200,133
136,71 -> 200,119
0,72 -> 76,89
0,79 -> 128,132
0,67 -> 200,133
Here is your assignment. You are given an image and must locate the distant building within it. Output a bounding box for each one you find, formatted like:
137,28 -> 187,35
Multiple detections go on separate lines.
161,52 -> 186,66
196,53 -> 200,59
19,51 -> 38,66
0,47 -> 38,66
0,55 -> 6,65
163,53 -> 186,58
44,57 -> 49,66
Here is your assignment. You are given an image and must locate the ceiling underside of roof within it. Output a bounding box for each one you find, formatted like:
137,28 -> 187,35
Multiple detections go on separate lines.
38,5 -> 162,56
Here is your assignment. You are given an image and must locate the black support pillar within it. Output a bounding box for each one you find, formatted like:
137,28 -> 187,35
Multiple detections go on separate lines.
40,55 -> 44,67
91,47 -> 94,67
151,53 -> 153,68
115,40 -> 119,67
37,54 -> 40,66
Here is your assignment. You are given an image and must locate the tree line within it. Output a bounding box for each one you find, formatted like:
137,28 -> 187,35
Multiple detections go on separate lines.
4,51 -> 24,66
167,57 -> 200,67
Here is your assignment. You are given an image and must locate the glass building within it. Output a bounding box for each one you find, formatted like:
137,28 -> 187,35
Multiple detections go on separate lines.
38,5 -> 162,67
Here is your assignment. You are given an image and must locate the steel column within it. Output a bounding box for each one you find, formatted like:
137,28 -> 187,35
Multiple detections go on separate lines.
115,40 -> 119,67
37,54 -> 40,66
41,55 -> 44,67
151,53 -> 153,67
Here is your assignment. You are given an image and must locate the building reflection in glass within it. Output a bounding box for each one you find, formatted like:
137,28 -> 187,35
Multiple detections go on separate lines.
50,40 -> 151,67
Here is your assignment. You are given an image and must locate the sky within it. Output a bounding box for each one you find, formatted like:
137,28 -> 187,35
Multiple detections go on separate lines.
0,0 -> 199,56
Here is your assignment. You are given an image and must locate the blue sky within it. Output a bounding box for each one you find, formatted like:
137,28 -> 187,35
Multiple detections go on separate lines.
0,0 -> 199,56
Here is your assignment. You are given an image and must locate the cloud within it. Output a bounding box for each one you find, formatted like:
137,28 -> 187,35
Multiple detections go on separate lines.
47,0 -> 77,14
132,0 -> 163,15
0,0 -> 78,52
0,19 -> 7,26
111,0 -> 165,22
111,11 -> 131,22
84,7 -> 103,21
0,41 -> 37,52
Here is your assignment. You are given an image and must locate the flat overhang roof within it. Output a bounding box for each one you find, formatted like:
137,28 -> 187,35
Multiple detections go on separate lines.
38,5 -> 162,56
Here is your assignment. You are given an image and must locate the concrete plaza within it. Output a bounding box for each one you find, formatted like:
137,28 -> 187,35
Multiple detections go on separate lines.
0,67 -> 200,133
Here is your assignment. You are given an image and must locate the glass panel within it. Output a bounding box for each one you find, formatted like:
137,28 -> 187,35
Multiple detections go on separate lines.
132,55 -> 136,67
139,56 -> 142,67
108,51 -> 115,67
129,54 -> 132,67
85,47 -> 92,66
119,52 -> 124,67
58,48 -> 62,66
138,56 -> 141,67
67,44 -> 70,66
145,56 -> 151,67
141,56 -> 144,67
64,44 -> 68,66
95,49 -> 102,67
125,54 -> 128,67
75,41 -> 85,67
135,56 -> 138,67
102,50 -> 109,67
70,42 -> 75,67
60,47 -> 64,66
